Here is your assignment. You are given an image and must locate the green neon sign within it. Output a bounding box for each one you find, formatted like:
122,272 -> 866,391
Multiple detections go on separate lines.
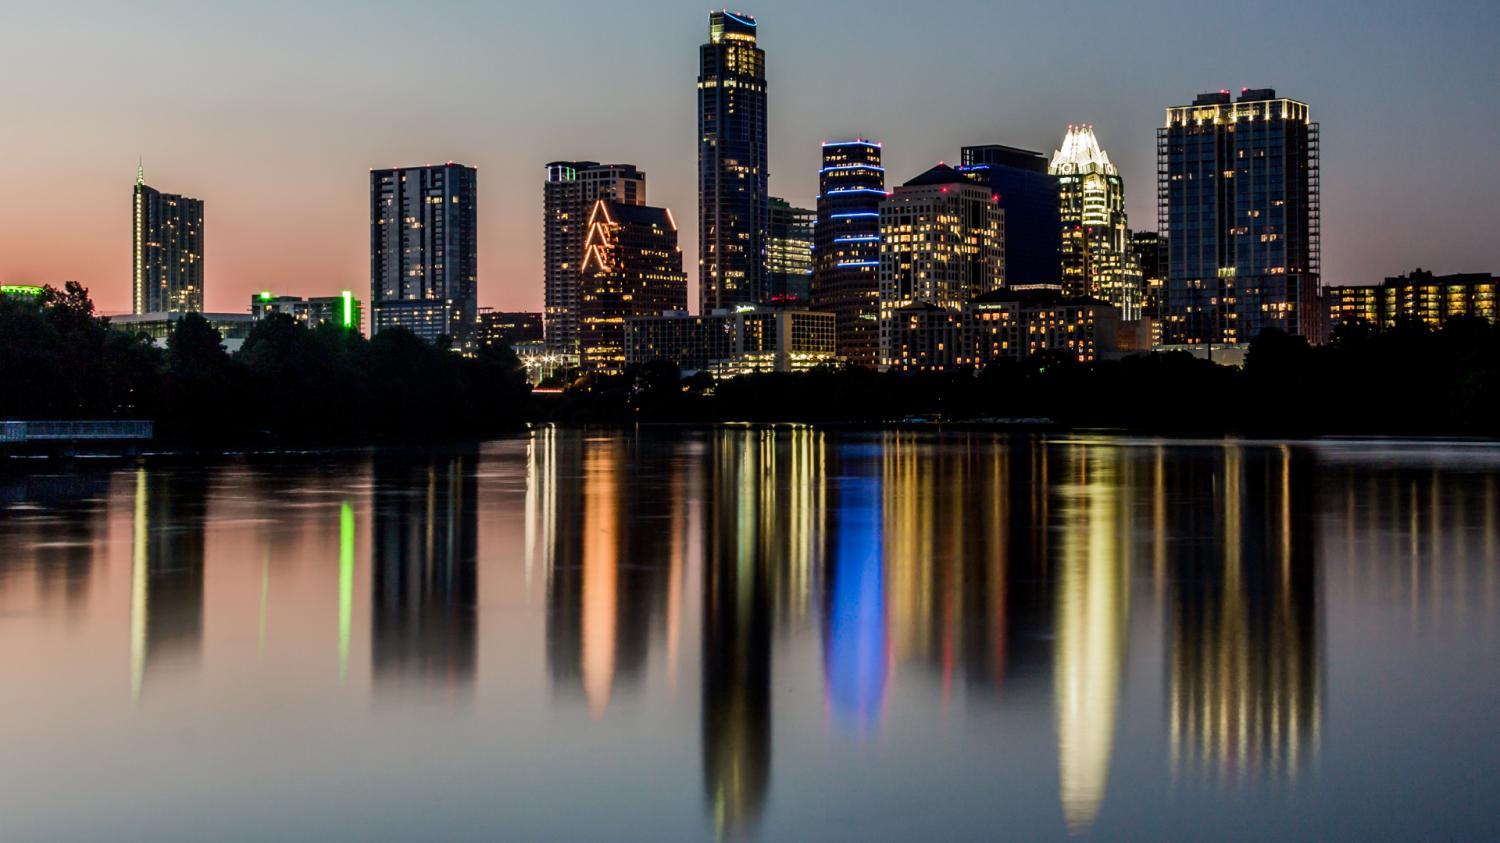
1,284 -> 44,297
341,290 -> 353,329
259,291 -> 273,301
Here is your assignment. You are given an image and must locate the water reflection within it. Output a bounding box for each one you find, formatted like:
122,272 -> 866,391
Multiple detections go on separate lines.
130,467 -> 208,700
2,432 -> 1499,840
370,454 -> 478,702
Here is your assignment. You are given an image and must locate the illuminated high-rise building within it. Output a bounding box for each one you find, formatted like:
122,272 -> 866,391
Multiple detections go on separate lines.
1129,231 -> 1167,325
959,144 -> 1060,288
544,162 -> 647,357
369,163 -> 477,343
698,10 -> 769,312
131,165 -> 204,315
578,199 -> 687,374
877,165 -> 1004,368
766,198 -> 813,302
1159,89 -> 1321,345
1049,126 -> 1142,320
811,139 -> 886,366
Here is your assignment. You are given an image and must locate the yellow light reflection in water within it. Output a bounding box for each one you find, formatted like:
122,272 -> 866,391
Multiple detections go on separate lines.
129,468 -> 148,702
1054,445 -> 1129,834
582,440 -> 619,720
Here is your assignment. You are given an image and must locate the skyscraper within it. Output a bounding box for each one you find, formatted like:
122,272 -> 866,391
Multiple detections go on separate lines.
959,145 -> 1060,288
766,198 -> 814,302
878,165 -> 1004,368
544,162 -> 646,357
369,163 -> 478,343
1159,89 -> 1321,345
698,10 -> 769,312
132,165 -> 204,315
1049,126 -> 1142,320
811,139 -> 886,367
578,199 -> 687,374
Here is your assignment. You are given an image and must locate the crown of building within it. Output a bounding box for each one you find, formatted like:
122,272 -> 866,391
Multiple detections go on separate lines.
1048,125 -> 1117,177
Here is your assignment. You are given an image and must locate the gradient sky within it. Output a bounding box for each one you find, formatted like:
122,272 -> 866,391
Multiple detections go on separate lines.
2,0 -> 1496,315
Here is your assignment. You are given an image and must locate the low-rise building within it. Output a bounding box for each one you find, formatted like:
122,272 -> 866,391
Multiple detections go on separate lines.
886,289 -> 1120,371
475,309 -> 544,350
111,312 -> 256,352
251,291 -> 363,332
624,307 -> 835,377
1326,269 -> 1497,332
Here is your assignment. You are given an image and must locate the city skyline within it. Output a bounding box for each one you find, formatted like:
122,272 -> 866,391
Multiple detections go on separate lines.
2,1 -> 1497,316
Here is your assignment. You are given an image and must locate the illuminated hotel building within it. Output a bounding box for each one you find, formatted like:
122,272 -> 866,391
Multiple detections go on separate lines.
132,165 -> 204,315
767,198 -> 814,302
1049,126 -> 1142,320
544,162 -> 646,356
1326,268 -> 1498,332
959,144 -> 1061,288
811,139 -> 886,366
1159,89 -> 1321,345
369,162 -> 478,343
877,164 -> 1004,368
578,199 -> 687,373
698,10 -> 769,312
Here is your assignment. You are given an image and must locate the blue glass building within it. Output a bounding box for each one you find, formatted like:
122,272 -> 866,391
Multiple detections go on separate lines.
959,145 -> 1061,288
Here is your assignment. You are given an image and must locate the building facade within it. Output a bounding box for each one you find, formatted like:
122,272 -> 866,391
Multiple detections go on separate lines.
959,145 -> 1060,288
1048,126 -> 1142,320
624,306 -> 835,376
698,10 -> 769,312
767,198 -> 814,302
886,290 -> 1120,371
1159,89 -> 1321,345
132,166 -> 204,315
1326,269 -> 1498,332
878,164 -> 1004,368
251,291 -> 362,332
544,162 -> 646,357
810,139 -> 886,367
369,163 -> 478,343
578,200 -> 687,374
476,309 -> 545,350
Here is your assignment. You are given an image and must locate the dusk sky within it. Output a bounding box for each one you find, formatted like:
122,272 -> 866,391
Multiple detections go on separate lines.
2,0 -> 1496,315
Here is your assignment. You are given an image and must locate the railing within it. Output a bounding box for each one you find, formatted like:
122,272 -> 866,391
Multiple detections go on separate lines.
0,420 -> 154,442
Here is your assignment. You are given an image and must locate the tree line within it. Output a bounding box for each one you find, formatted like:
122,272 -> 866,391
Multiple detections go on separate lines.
4,283 -> 1498,439
0,283 -> 530,443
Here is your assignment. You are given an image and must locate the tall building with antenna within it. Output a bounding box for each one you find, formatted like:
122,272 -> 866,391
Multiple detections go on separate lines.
132,164 -> 204,314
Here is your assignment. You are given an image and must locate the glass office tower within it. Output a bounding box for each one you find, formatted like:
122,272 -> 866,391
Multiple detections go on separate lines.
370,163 -> 478,343
811,140 -> 885,367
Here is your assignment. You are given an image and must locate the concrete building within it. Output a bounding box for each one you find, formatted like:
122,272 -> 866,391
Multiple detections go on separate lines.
544,162 -> 646,356
369,163 -> 478,343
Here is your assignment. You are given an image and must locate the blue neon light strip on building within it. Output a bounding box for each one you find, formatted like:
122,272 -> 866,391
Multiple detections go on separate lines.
820,164 -> 885,173
831,212 -> 880,219
827,188 -> 888,195
822,140 -> 880,148
834,236 -> 880,243
837,260 -> 881,268
724,11 -> 756,27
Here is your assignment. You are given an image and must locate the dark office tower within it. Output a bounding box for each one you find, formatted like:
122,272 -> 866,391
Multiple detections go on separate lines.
132,165 -> 204,314
370,163 -> 478,343
698,10 -> 769,313
811,140 -> 886,367
544,162 -> 647,356
1160,89 -> 1321,346
579,199 -> 687,374
959,145 -> 1060,288
766,198 -> 814,302
1129,231 -> 1167,320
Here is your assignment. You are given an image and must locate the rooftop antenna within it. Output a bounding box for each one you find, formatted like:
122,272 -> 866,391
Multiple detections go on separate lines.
136,158 -> 144,186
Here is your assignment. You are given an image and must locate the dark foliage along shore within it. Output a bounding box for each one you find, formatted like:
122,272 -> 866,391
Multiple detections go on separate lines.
4,283 -> 1499,440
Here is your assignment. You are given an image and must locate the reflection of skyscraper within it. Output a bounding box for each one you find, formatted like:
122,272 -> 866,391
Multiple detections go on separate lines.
541,430 -> 682,719
821,455 -> 886,731
1167,446 -> 1321,789
1052,445 -> 1131,834
129,468 -> 208,700
370,455 -> 478,700
702,429 -> 773,835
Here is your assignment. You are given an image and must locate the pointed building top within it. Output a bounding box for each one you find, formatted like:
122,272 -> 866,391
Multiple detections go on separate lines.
1048,126 -> 1117,177
136,159 -> 144,187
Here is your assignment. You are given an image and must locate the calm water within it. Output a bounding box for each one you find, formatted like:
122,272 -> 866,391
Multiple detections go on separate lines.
2,429 -> 1498,841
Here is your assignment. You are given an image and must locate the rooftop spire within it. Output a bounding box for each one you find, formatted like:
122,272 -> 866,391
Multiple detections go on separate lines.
136,158 -> 144,187
1048,126 -> 1117,177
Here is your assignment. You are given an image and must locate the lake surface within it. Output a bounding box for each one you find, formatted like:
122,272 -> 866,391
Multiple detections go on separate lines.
2,429 -> 1498,841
